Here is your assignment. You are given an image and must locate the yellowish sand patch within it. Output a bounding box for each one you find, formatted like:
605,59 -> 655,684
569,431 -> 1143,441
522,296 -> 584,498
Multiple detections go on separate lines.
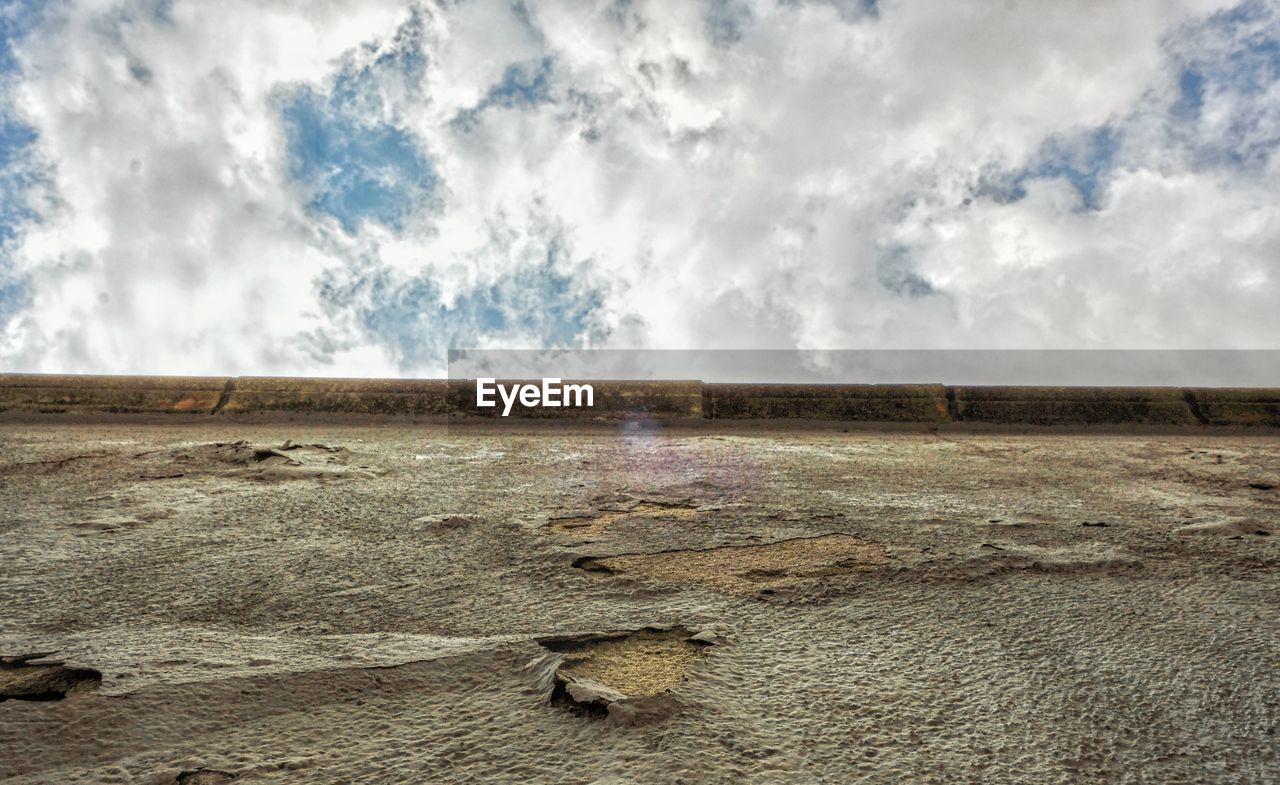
577,534 -> 888,593
550,630 -> 705,697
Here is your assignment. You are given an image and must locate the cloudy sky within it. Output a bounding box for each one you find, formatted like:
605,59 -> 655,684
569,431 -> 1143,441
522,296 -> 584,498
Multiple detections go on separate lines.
0,0 -> 1277,377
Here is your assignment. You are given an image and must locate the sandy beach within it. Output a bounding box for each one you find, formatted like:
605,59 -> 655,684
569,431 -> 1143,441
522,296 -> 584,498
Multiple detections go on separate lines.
2,421 -> 1277,783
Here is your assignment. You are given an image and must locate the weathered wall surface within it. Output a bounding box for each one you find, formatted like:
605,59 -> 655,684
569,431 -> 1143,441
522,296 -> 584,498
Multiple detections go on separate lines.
1183,387 -> 1280,427
2,374 -> 1279,427
702,383 -> 948,423
223,377 -> 453,417
947,386 -> 1201,427
0,374 -> 230,415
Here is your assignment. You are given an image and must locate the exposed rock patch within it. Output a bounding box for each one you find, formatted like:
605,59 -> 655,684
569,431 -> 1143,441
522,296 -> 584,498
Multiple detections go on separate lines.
0,653 -> 102,701
133,441 -> 375,482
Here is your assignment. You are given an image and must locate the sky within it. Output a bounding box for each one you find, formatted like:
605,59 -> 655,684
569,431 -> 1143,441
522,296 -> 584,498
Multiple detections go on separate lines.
0,0 -> 1277,377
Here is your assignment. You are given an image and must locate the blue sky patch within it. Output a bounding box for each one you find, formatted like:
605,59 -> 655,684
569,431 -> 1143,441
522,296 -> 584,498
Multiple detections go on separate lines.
1,0 -> 44,231
282,13 -> 434,234
0,0 -> 47,327
977,126 -> 1121,212
706,0 -> 751,45
283,89 -> 436,234
971,2 -> 1279,215
0,115 -> 39,247
1166,1 -> 1280,168
0,0 -> 45,74
451,57 -> 555,132
822,0 -> 880,23
317,249 -> 605,369
0,267 -> 26,325
488,57 -> 552,108
876,245 -> 936,299
1173,66 -> 1206,119
1199,2 -> 1280,94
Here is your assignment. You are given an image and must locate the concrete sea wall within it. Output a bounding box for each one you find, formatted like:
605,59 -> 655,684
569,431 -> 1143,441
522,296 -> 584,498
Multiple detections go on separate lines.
1,374 -> 1278,427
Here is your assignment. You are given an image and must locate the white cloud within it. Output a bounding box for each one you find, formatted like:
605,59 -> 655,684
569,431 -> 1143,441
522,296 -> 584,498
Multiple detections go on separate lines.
0,0 -> 1276,377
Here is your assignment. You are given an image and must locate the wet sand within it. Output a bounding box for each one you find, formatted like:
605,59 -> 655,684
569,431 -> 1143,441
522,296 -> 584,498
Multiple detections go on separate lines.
1,421 -> 1278,783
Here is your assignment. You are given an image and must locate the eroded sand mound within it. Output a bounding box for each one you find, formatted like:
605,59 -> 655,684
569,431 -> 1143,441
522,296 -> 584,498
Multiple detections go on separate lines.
1177,518 -> 1274,537
134,440 -> 377,482
173,770 -> 236,784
